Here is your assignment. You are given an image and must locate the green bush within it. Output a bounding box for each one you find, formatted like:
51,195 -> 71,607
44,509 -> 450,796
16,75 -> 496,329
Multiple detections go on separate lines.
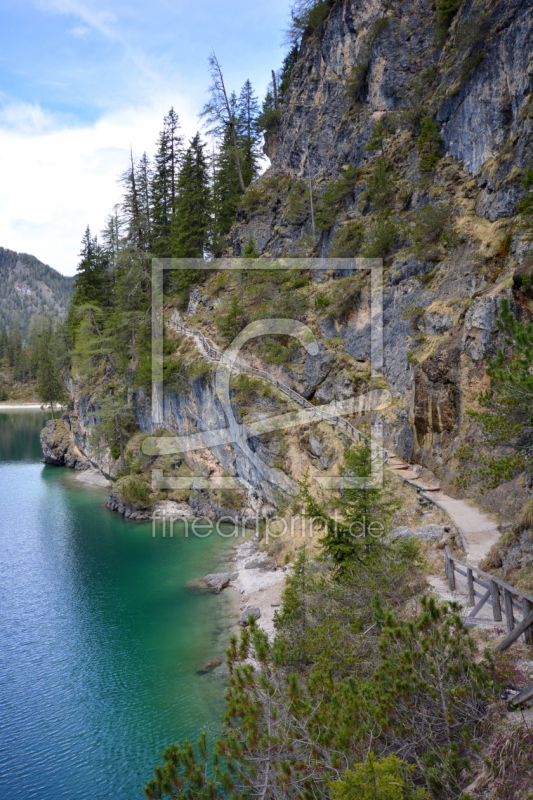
411,203 -> 456,256
315,165 -> 359,229
314,292 -> 331,311
163,357 -> 189,392
417,116 -> 443,173
119,475 -> 150,505
365,116 -> 393,154
362,216 -> 400,258
346,60 -> 371,101
366,157 -> 396,209
331,754 -> 428,800
436,0 -> 463,38
331,220 -> 366,257
287,0 -> 334,45
230,374 -> 265,404
285,180 -> 312,224
217,296 -> 248,342
239,185 -> 265,212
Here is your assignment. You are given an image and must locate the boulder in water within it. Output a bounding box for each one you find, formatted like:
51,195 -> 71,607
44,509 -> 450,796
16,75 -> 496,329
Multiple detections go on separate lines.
196,658 -> 222,675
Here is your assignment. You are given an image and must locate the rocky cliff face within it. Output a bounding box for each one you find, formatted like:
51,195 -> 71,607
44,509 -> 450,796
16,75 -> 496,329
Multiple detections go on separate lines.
226,0 -> 533,518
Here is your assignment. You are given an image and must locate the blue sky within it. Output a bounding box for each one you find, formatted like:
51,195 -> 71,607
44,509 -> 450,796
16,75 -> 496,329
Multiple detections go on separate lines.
0,0 -> 291,274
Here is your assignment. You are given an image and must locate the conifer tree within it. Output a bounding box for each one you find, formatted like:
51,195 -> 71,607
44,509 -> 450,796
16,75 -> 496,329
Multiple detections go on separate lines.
70,227 -> 109,311
9,324 -> 26,381
297,430 -> 398,572
151,109 -> 183,256
211,120 -> 243,250
0,326 -> 8,362
202,53 -> 246,194
121,151 -> 153,309
36,321 -> 65,418
171,134 -> 211,259
279,44 -> 299,100
90,383 -> 135,469
101,206 -> 123,270
136,152 -> 153,242
237,80 -> 261,185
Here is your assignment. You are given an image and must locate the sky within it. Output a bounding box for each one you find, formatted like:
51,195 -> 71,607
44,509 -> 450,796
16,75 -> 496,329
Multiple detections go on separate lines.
0,0 -> 291,275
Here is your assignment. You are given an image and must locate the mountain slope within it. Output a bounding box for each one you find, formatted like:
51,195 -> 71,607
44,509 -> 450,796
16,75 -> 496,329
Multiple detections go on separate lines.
0,247 -> 73,337
228,0 -> 533,517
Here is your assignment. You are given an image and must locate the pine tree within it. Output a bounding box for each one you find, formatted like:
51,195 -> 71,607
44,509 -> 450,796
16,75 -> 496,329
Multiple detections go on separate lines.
136,152 -> 153,243
279,44 -> 299,100
70,227 -> 109,311
101,206 -> 123,271
237,80 -> 261,186
297,430 -> 398,572
151,109 -> 183,256
0,326 -> 9,362
121,151 -> 153,309
36,321 -> 65,418
211,119 -> 243,250
90,383 -> 135,469
9,325 -> 26,381
171,134 -> 211,259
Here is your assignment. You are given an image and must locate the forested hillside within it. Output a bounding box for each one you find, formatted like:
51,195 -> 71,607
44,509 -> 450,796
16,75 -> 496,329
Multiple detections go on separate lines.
0,247 -> 73,339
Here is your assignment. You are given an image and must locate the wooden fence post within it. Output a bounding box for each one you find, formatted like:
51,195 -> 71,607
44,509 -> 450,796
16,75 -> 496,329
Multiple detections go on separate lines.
447,553 -> 455,591
523,598 -> 533,646
503,589 -> 515,632
467,568 -> 475,607
490,580 -> 502,622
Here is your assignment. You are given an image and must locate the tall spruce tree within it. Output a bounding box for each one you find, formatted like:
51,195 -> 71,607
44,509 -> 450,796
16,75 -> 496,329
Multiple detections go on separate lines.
36,321 -> 65,418
70,226 -> 109,310
237,79 -> 261,185
171,133 -> 211,259
151,109 -> 183,256
211,96 -> 243,251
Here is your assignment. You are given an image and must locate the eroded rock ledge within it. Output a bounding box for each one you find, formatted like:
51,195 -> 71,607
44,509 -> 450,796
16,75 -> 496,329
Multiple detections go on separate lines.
40,419 -> 91,471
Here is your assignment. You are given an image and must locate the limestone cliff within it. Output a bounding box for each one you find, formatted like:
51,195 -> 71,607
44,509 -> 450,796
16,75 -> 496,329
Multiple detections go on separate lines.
226,0 -> 533,522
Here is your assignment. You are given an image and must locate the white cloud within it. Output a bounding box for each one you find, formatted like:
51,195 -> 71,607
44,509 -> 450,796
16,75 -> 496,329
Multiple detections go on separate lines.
69,24 -> 91,37
0,100 -> 56,134
0,95 -> 199,275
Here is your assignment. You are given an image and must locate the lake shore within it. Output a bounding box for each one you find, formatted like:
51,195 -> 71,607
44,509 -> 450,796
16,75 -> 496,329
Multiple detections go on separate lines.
229,539 -> 287,639
0,403 -> 47,410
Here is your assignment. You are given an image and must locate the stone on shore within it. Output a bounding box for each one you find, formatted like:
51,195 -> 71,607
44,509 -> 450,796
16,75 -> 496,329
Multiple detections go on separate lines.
239,607 -> 261,626
244,556 -> 277,571
196,658 -> 222,675
185,572 -> 238,593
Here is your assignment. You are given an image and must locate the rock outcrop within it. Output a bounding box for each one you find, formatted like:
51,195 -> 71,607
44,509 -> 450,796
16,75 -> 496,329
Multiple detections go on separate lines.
40,419 -> 91,471
185,572 -> 239,593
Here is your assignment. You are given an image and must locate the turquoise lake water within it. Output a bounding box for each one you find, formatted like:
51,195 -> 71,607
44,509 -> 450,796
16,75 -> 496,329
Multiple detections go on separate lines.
0,410 -> 235,799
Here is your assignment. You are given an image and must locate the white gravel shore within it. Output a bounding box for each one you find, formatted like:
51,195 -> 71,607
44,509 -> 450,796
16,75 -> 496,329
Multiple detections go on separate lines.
74,469 -> 111,488
229,539 -> 288,639
0,403 -> 46,410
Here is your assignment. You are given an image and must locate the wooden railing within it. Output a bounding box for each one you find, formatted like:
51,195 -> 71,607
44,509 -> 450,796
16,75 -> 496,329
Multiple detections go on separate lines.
445,546 -> 533,651
168,318 -> 364,442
